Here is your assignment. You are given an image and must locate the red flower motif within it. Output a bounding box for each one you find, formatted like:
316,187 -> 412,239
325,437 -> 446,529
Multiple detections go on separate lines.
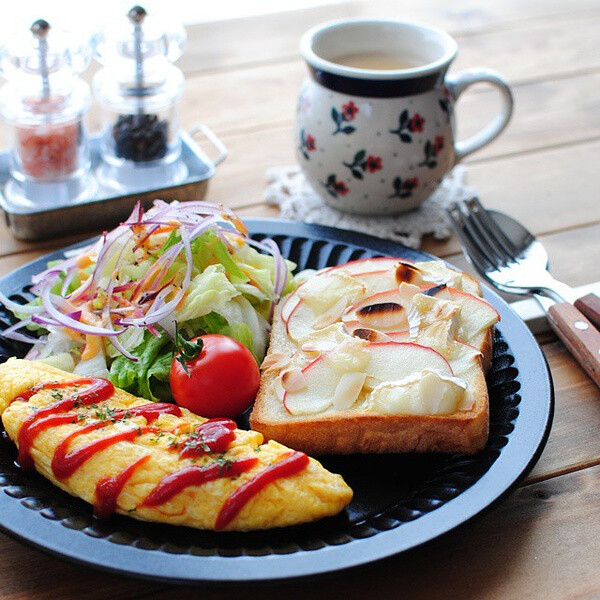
403,177 -> 419,190
433,136 -> 445,153
365,155 -> 383,173
305,134 -> 316,151
333,181 -> 349,195
342,101 -> 359,121
408,113 -> 425,133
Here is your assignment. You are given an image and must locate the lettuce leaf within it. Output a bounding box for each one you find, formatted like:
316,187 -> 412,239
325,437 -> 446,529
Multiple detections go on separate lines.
109,332 -> 171,401
182,312 -> 258,362
176,264 -> 240,322
192,229 -> 248,284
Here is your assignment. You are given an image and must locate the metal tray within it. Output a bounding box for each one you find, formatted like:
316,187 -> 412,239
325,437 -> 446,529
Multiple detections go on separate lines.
0,125 -> 227,241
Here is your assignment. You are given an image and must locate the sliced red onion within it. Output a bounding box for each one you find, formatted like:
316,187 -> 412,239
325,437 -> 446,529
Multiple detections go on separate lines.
0,291 -> 44,315
31,268 -> 64,286
120,226 -> 193,327
261,238 -> 287,298
25,347 -> 41,359
41,281 -> 124,337
100,236 -> 139,363
70,228 -> 129,302
32,314 -> 63,328
2,319 -> 45,344
113,281 -> 136,293
60,266 -> 78,296
130,244 -> 181,302
189,215 -> 220,241
124,200 -> 144,225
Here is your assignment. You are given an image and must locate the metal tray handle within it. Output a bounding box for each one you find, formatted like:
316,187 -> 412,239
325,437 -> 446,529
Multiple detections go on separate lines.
189,124 -> 228,167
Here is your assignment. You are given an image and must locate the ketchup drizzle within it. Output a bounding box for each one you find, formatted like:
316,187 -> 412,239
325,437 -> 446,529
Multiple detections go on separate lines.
12,380 -> 311,525
215,451 -> 309,530
142,456 -> 258,507
16,378 -> 114,469
178,418 -> 236,459
94,455 -> 151,518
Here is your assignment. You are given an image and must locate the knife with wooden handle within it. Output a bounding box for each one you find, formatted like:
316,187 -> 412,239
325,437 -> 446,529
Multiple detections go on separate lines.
574,293 -> 600,329
535,294 -> 600,388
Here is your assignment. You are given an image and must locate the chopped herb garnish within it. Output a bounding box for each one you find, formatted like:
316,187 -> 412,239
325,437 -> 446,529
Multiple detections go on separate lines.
215,455 -> 233,474
93,406 -> 118,421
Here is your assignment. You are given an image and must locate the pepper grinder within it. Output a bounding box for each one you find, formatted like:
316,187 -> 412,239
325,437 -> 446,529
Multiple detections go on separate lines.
92,5 -> 188,193
0,20 -> 95,207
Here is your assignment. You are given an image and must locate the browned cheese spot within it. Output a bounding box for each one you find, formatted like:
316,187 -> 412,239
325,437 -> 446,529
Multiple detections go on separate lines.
357,302 -> 403,318
395,261 -> 422,284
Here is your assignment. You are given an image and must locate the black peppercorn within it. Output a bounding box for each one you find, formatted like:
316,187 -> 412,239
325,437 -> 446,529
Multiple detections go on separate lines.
113,113 -> 168,162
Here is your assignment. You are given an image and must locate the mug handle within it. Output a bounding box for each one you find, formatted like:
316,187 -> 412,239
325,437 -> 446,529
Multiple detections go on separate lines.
446,69 -> 514,163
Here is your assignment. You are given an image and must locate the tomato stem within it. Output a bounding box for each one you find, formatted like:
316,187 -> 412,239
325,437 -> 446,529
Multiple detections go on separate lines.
174,322 -> 203,377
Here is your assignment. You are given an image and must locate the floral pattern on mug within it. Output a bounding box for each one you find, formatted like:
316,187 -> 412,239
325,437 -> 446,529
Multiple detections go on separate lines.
389,176 -> 419,199
322,174 -> 350,198
343,150 -> 383,179
390,110 -> 425,143
299,129 -> 317,160
331,101 -> 358,135
419,136 -> 445,168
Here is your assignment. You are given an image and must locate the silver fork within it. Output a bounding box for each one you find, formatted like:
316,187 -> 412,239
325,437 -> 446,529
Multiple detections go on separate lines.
447,197 -> 600,388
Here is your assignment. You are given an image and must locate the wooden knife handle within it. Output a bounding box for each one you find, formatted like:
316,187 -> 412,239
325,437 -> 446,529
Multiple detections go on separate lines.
574,293 -> 600,329
547,302 -> 600,388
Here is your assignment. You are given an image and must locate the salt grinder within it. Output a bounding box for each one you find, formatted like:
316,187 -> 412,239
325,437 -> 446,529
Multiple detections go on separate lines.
92,5 -> 187,192
0,19 -> 94,207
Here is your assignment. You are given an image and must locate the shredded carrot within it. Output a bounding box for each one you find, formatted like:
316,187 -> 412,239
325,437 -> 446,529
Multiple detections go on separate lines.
76,254 -> 93,269
81,335 -> 102,361
62,327 -> 83,342
154,225 -> 176,235
176,291 -> 188,310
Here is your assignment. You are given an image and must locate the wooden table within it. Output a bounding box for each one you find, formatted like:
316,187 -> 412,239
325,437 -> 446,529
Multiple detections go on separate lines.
1,1 -> 599,597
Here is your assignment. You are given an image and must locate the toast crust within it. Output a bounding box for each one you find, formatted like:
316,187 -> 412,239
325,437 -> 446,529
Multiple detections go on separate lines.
250,292 -> 492,455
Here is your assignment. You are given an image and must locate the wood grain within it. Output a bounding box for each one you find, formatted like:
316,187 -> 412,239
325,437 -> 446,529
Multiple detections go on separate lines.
178,1 -> 600,75
182,64 -> 600,160
0,460 -> 598,600
574,293 -> 600,329
547,302 -> 600,388
0,0 -> 599,596
135,466 -> 600,599
207,130 -> 600,236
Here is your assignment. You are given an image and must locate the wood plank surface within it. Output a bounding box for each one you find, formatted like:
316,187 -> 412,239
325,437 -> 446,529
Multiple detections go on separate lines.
137,464 -> 600,600
2,463 -> 596,600
206,129 -> 600,235
179,1 -> 600,74
1,0 -> 599,597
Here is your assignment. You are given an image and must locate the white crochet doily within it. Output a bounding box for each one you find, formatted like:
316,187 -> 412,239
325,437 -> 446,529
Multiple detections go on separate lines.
265,165 -> 475,249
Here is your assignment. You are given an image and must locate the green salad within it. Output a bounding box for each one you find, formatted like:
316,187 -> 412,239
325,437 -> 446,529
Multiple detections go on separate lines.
0,200 -> 295,402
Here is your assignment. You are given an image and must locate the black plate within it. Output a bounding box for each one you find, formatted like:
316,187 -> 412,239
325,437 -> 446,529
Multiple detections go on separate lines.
0,219 -> 553,584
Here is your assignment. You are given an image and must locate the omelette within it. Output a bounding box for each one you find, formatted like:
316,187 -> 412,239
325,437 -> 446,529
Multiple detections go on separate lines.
0,358 -> 352,531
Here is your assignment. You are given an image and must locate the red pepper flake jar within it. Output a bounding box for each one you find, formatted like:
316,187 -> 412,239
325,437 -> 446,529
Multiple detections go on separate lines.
0,20 -> 95,206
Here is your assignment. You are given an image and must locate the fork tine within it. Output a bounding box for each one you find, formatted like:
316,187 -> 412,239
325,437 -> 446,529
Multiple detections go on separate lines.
446,204 -> 495,276
454,200 -> 506,269
460,198 -> 513,267
467,197 -> 520,258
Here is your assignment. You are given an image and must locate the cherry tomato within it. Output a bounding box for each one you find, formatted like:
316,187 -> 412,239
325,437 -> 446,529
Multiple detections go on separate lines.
170,334 -> 260,418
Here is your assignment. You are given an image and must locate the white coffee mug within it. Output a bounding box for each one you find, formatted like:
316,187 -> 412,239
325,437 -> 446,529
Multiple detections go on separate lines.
296,19 -> 513,215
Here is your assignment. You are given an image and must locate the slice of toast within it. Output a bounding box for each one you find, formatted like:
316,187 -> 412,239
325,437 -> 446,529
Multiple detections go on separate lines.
250,258 -> 498,455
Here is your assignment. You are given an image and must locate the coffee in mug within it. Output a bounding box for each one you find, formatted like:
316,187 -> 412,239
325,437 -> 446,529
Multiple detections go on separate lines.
296,19 -> 513,215
330,52 -> 419,71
